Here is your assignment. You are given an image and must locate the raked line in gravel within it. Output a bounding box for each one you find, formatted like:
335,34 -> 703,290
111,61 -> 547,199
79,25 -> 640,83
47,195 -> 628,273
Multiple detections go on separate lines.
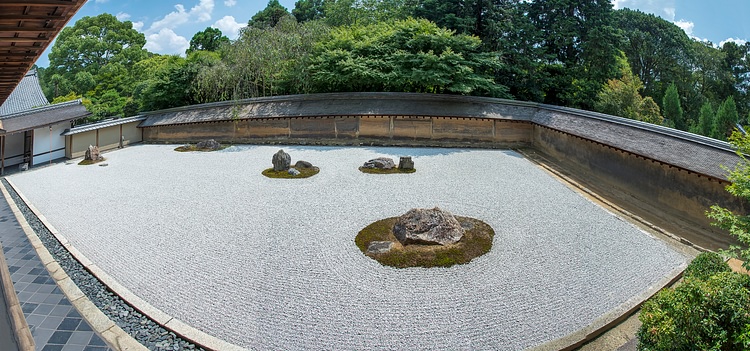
9,144 -> 688,350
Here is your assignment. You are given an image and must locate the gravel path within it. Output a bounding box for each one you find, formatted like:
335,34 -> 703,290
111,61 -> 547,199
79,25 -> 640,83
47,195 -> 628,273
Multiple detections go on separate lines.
9,145 -> 687,350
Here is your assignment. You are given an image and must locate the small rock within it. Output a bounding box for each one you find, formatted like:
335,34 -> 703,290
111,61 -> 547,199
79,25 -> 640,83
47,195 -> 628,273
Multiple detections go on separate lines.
99,163 -> 109,167
272,149 -> 291,171
363,157 -> 396,169
399,156 -> 414,170
295,160 -> 313,169
288,168 -> 301,176
18,163 -> 28,171
196,139 -> 221,150
367,241 -> 394,254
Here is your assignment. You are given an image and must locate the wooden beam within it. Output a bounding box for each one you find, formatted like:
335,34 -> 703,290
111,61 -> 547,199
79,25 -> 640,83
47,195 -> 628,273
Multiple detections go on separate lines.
0,14 -> 65,20
0,37 -> 51,43
0,1 -> 79,6
0,27 -> 57,33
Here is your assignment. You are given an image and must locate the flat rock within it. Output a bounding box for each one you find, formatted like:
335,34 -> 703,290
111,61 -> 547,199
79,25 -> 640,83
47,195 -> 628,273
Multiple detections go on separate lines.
393,207 -> 464,246
295,160 -> 313,169
367,241 -> 394,254
196,139 -> 221,150
363,157 -> 396,170
272,149 -> 291,171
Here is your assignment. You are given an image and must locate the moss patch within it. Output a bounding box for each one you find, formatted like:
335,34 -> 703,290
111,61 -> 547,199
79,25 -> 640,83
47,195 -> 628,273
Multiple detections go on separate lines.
358,167 -> 416,174
355,216 -> 494,268
262,167 -> 320,179
174,144 -> 227,152
78,158 -> 106,165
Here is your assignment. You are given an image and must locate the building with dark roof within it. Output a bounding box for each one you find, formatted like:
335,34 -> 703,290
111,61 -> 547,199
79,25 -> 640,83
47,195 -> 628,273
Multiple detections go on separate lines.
0,70 -> 90,174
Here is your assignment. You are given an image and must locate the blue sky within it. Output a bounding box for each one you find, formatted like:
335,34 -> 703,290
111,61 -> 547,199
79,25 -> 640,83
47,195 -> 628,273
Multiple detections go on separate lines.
36,0 -> 750,68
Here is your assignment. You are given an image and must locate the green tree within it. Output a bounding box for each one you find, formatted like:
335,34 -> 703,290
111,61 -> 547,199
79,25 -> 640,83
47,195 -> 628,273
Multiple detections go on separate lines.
196,16 -> 330,102
412,0 -> 476,34
248,0 -> 291,28
595,55 -> 663,125
613,9 -> 694,103
187,27 -> 229,54
691,102 -> 715,137
527,0 -> 621,109
46,14 -> 147,90
662,83 -> 684,130
707,130 -> 750,267
292,0 -> 325,22
638,255 -> 750,351
713,96 -> 739,140
481,0 -> 546,102
309,18 -> 508,96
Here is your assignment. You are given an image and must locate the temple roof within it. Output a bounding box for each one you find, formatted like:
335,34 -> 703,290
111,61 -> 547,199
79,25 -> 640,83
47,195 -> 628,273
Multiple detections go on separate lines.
0,70 -> 49,116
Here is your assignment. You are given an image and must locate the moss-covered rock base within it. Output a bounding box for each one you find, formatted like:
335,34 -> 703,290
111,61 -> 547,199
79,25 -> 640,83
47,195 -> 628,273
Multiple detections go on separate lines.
355,216 -> 494,268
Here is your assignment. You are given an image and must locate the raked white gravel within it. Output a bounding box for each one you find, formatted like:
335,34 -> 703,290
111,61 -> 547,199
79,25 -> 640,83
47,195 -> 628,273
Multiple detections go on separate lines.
10,144 -> 688,350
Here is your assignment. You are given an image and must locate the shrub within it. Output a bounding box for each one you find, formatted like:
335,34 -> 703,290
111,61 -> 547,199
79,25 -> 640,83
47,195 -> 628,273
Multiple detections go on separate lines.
683,252 -> 731,281
638,270 -> 750,351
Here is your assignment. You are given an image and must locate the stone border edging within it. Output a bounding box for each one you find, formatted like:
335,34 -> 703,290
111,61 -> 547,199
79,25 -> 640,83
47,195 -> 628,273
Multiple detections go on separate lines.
0,242 -> 34,350
3,179 -> 245,351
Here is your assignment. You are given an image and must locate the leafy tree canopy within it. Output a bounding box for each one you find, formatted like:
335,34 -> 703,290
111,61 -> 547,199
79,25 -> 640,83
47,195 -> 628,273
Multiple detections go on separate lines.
248,0 -> 291,28
309,18 -> 508,97
187,27 -> 229,54
47,13 -> 147,82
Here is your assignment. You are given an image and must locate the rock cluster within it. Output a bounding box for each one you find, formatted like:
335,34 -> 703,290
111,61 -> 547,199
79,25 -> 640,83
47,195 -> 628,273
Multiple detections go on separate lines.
272,149 -> 292,171
363,157 -> 396,170
196,139 -> 221,150
85,145 -> 103,161
393,207 -> 464,246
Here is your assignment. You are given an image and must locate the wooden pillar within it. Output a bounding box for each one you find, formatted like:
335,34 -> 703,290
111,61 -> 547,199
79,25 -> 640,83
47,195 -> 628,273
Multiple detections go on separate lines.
96,129 -> 99,147
1,135 -> 5,176
119,124 -> 123,148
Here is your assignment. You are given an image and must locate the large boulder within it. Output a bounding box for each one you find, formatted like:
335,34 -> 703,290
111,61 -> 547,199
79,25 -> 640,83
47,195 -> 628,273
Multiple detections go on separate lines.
85,145 -> 103,161
393,207 -> 464,246
196,139 -> 221,150
295,160 -> 313,169
272,149 -> 291,171
363,157 -> 396,170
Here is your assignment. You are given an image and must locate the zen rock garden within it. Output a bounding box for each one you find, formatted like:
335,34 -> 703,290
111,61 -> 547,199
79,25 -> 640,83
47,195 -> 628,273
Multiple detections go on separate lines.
359,156 -> 415,174
174,139 -> 224,152
356,207 -> 494,268
262,149 -> 320,178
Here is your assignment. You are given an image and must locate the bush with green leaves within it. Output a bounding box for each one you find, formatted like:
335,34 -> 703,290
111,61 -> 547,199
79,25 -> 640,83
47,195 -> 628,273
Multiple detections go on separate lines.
638,255 -> 750,351
683,252 -> 731,281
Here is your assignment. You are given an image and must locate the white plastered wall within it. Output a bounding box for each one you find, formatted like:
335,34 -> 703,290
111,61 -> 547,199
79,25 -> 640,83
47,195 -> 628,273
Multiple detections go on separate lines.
33,122 -> 69,165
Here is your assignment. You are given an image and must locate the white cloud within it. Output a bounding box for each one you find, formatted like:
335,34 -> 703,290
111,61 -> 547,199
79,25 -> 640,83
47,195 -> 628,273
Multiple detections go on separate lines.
673,19 -> 694,36
224,0 -> 237,7
116,12 -> 131,21
148,0 -> 215,32
132,21 -> 145,32
144,28 -> 190,54
663,7 -> 675,20
142,0 -> 216,55
213,15 -> 245,39
720,38 -> 748,47
611,0 -> 627,9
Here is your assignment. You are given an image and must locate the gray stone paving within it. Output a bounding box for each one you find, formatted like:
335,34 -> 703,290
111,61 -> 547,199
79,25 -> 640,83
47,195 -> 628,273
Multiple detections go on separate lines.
0,186 -> 110,351
9,145 -> 688,350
